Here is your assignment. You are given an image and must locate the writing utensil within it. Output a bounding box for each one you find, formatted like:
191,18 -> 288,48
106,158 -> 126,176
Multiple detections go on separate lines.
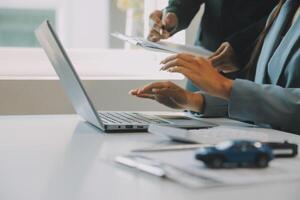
131,144 -> 211,152
115,155 -> 221,188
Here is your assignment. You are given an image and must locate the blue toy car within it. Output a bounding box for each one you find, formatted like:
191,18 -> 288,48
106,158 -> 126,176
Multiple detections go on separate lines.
195,140 -> 274,168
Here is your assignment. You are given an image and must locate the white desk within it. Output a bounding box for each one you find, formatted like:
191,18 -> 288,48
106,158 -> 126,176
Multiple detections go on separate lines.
0,115 -> 299,200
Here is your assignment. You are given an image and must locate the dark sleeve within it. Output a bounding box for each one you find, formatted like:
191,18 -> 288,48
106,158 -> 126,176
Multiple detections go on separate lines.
226,16 -> 269,69
165,0 -> 204,32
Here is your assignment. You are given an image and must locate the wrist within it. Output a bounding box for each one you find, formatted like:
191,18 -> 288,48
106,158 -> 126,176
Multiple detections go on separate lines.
219,79 -> 233,100
186,92 -> 203,112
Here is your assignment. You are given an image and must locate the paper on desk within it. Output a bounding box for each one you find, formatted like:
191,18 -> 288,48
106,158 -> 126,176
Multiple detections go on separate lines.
133,149 -> 300,188
111,32 -> 213,57
149,125 -> 286,145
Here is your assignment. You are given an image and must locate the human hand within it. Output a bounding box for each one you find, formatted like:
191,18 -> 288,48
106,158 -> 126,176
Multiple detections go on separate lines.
129,81 -> 203,112
208,42 -> 239,73
147,10 -> 178,42
160,54 -> 233,99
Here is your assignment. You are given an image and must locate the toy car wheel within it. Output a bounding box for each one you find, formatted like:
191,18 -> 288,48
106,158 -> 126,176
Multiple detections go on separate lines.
255,154 -> 269,168
209,157 -> 224,168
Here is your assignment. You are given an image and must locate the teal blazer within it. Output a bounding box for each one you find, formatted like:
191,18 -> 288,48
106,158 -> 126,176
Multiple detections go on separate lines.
201,1 -> 300,134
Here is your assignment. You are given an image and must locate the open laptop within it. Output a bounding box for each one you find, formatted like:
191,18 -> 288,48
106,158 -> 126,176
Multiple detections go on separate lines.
35,20 -> 216,132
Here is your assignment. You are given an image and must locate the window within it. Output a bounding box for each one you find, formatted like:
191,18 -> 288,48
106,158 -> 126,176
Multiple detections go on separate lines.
0,0 -> 184,80
0,8 -> 56,47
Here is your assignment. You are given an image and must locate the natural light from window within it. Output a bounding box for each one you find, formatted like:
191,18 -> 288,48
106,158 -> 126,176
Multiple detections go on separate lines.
0,0 -> 187,80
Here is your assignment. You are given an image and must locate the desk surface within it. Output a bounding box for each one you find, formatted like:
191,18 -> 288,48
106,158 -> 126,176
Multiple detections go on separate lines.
0,115 -> 299,200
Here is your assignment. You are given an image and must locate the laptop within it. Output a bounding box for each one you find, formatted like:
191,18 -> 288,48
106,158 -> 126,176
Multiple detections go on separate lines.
35,20 -> 216,132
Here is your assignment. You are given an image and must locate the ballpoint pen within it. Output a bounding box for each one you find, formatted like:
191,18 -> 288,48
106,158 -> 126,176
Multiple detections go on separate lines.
115,155 -> 221,188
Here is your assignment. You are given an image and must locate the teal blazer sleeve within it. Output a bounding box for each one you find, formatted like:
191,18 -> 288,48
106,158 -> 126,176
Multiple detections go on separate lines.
228,79 -> 300,133
199,48 -> 300,133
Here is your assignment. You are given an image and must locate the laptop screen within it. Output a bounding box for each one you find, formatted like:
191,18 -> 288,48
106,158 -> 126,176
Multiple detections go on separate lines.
35,20 -> 103,129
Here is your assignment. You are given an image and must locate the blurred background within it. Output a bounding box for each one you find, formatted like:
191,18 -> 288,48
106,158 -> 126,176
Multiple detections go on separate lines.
0,0 -> 187,48
0,0 -> 203,115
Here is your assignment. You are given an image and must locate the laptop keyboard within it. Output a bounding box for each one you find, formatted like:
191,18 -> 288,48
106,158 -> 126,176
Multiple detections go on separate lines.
98,112 -> 169,125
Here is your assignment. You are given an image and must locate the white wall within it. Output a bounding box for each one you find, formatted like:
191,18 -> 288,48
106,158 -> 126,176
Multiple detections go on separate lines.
59,0 -> 109,48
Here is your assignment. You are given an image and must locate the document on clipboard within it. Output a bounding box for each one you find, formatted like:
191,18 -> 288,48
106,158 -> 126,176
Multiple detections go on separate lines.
111,32 -> 213,57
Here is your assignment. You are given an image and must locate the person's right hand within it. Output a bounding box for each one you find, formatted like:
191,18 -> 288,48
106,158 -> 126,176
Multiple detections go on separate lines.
129,81 -> 203,112
147,10 -> 178,42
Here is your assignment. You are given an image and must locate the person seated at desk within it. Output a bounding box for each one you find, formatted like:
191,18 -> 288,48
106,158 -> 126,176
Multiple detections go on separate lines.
148,0 -> 279,91
130,0 -> 300,134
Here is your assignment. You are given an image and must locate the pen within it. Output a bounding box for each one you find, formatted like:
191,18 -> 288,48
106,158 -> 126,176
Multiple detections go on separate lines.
115,155 -> 221,188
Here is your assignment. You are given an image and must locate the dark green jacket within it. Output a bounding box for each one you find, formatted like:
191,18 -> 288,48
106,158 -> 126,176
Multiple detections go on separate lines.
165,0 -> 279,66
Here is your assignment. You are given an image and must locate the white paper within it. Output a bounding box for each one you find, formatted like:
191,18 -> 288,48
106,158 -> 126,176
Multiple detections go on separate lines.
149,125 -> 287,145
136,150 -> 300,188
111,32 -> 213,57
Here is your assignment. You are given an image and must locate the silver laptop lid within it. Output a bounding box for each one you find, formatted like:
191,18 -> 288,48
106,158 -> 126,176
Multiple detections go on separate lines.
35,20 -> 103,129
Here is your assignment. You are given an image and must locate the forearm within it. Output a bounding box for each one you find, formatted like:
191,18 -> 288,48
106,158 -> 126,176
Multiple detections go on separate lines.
228,79 -> 300,133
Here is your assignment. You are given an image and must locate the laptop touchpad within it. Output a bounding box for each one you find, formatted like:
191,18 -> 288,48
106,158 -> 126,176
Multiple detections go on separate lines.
153,114 -> 216,129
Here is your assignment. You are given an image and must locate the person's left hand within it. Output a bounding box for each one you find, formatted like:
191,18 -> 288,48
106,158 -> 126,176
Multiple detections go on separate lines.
160,53 -> 233,99
129,81 -> 204,112
208,42 -> 239,73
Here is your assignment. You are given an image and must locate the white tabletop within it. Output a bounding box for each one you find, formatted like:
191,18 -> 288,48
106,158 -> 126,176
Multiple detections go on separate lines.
0,115 -> 299,200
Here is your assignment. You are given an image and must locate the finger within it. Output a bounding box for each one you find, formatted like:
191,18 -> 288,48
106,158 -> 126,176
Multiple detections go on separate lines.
149,11 -> 163,33
160,53 -> 195,65
216,65 -> 239,73
154,88 -> 181,99
152,20 -> 163,33
160,58 -> 193,71
147,29 -> 163,42
208,44 -> 226,60
210,56 -> 224,67
209,49 -> 227,67
166,66 -> 194,78
161,29 -> 171,39
129,89 -> 139,95
149,10 -> 163,23
138,82 -> 171,94
135,93 -> 156,100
